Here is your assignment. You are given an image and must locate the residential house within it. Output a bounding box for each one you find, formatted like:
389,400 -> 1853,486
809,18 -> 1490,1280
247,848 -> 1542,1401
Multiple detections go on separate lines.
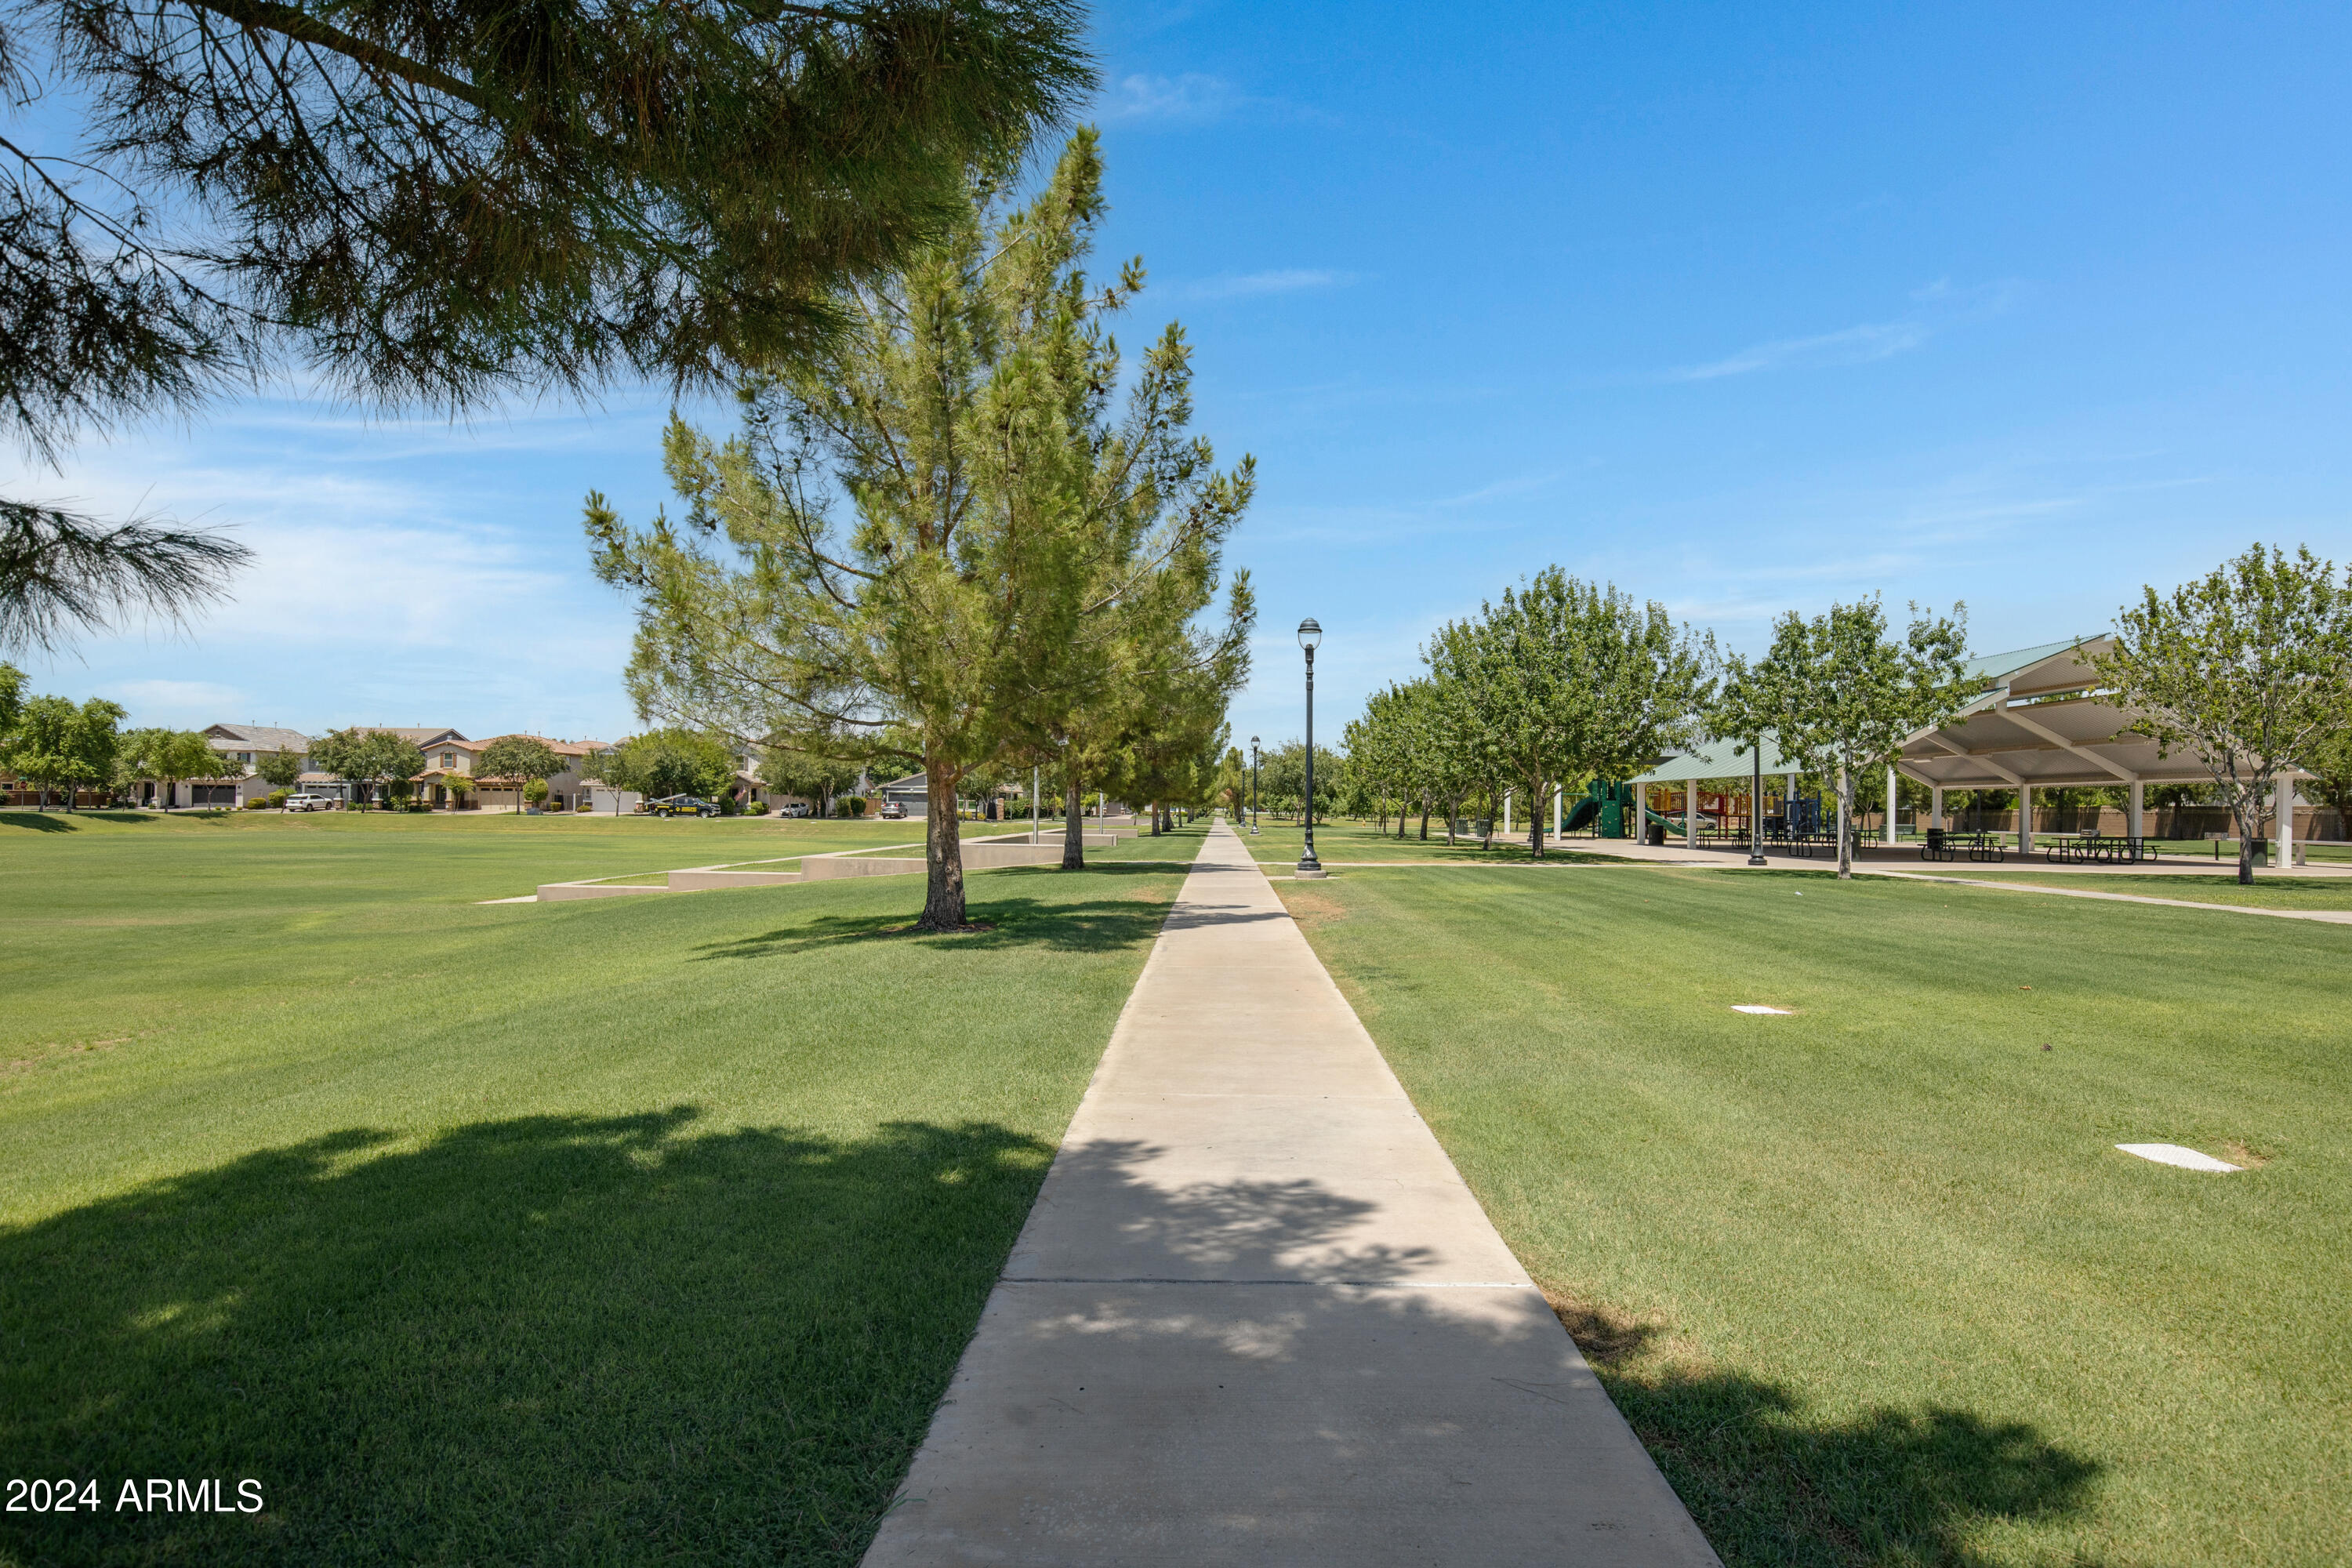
305,727 -> 469,805
465,735 -> 614,813
121,724 -> 315,808
729,749 -> 815,814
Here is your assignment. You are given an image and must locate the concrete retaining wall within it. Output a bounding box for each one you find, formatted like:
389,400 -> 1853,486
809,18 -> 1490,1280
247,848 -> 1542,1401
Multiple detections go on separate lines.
800,855 -> 927,881
667,869 -> 805,890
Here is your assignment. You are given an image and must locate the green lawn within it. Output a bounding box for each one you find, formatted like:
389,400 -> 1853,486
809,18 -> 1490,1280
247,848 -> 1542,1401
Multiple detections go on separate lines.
1280,865 -> 2350,1567
1234,815 -> 1630,864
1,811 -> 1207,1566
1882,867 -> 2352,912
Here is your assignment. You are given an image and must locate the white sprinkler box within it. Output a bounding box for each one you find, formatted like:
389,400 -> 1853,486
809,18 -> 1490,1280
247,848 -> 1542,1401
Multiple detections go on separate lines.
1731,1005 -> 1795,1015
2115,1143 -> 2241,1173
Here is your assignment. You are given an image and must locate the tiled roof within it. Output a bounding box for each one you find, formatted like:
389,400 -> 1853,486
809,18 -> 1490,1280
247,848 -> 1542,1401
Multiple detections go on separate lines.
472,734 -> 609,756
205,724 -> 311,751
348,726 -> 467,744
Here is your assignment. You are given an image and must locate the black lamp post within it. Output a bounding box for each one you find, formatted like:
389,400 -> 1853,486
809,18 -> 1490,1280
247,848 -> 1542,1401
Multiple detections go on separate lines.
1748,739 -> 1767,866
1297,618 -> 1325,877
1249,735 -> 1260,834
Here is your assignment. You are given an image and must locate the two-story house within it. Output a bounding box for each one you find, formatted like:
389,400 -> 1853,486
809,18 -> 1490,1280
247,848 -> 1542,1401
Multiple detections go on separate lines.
169,724 -> 314,808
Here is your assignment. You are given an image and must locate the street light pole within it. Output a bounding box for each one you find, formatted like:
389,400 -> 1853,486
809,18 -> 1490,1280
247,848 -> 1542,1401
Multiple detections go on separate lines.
1297,619 -> 1325,877
1250,736 -> 1260,834
1748,739 -> 1767,866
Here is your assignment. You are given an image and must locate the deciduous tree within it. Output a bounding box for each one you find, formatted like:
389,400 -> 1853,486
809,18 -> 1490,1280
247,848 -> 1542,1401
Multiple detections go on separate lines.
3,692 -> 125,808
1737,597 -> 1967,879
311,728 -> 425,810
118,726 -> 219,808
1428,569 -> 1711,858
2096,543 -> 2352,884
477,736 -> 565,814
254,747 -> 306,792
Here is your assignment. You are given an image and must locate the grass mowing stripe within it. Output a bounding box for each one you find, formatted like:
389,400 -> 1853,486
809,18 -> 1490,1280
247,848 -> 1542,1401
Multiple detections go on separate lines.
1279,865 -> 2350,1568
1,815 -> 1210,1565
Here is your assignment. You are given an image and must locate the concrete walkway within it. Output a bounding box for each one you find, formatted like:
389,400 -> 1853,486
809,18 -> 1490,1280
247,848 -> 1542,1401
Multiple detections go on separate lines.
862,823 -> 1719,1566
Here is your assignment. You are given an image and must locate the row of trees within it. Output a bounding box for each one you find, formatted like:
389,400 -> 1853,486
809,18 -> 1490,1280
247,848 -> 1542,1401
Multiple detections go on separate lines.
0,667 -> 287,809
1344,568 -> 1716,858
1338,543 -> 2352,886
0,665 -> 127,808
0,678 -> 604,814
587,135 -> 1254,929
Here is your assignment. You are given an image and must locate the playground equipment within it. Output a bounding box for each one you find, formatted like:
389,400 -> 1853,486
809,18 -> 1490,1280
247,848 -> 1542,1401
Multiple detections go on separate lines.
1562,779 -> 1634,837
1762,793 -> 1825,841
1561,779 -> 1687,840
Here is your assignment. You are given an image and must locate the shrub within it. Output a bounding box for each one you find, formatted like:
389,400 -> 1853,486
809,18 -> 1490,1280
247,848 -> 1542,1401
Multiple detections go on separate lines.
745,799 -> 768,815
524,778 -> 550,805
267,789 -> 291,808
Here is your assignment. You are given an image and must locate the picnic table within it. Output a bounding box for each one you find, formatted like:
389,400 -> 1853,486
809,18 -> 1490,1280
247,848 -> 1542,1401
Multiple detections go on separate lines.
1773,829 -> 1842,858
2042,832 -> 2159,866
1921,827 -> 2006,863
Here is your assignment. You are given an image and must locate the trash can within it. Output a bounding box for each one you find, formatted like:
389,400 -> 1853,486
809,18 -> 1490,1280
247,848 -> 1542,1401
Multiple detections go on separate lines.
1645,822 -> 1666,847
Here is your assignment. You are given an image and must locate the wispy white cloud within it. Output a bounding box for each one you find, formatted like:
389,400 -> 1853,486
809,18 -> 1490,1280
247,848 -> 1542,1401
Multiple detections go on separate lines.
1099,71 -> 1246,124
1096,71 -> 1334,128
1170,268 -> 1355,303
5,398 -> 649,738
1671,320 -> 1933,382
1432,471 -> 1561,508
104,679 -> 252,724
1665,279 -> 2025,383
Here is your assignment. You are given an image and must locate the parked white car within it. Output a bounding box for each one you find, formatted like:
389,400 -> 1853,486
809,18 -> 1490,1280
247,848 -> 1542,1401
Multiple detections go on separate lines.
779,801 -> 812,818
283,793 -> 336,812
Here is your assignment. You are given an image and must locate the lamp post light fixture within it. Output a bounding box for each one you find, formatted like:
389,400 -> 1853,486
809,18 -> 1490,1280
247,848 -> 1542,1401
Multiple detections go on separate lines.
1249,735 -> 1261,834
1296,618 -> 1327,878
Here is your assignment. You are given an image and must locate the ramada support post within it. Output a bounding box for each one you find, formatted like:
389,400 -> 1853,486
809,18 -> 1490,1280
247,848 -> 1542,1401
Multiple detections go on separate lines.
2128,778 -> 2144,842
2018,781 -> 2034,855
1685,777 -> 1697,849
1885,765 -> 1898,845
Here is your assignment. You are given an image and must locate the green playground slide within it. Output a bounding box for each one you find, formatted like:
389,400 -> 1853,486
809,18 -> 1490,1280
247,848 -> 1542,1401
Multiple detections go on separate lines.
1566,779 -> 1642,837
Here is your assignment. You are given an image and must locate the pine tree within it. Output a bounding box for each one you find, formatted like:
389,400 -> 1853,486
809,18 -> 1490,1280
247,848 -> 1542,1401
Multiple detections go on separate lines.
590,134 -> 1250,929
5,1 -> 1091,647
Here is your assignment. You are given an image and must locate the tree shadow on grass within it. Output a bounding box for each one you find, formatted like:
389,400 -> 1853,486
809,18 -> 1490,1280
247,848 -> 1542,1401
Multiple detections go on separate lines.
1552,1297 -> 2103,1566
1,810 -> 85,833
695,867 -> 1195,962
0,1112 -> 1056,1567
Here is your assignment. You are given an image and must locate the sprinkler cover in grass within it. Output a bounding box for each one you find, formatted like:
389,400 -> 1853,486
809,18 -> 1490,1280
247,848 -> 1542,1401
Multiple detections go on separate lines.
2116,1143 -> 2241,1173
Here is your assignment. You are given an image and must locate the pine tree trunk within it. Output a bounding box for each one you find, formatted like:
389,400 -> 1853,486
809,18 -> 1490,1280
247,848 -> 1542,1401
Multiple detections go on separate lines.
917,759 -> 968,931
1062,777 -> 1086,869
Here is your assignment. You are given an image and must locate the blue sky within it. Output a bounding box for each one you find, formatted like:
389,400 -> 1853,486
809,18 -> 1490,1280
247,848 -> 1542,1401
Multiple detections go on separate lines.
13,0 -> 2352,751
